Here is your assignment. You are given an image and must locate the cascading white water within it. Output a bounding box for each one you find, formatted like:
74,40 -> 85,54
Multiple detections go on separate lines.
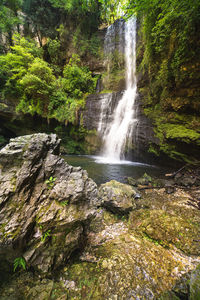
97,94 -> 113,133
102,17 -> 138,162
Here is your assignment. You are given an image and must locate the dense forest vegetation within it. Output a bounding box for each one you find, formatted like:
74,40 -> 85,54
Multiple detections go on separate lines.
0,0 -> 200,161
130,0 -> 200,162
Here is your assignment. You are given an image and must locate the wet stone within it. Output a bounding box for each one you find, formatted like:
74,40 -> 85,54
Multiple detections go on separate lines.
99,180 -> 137,215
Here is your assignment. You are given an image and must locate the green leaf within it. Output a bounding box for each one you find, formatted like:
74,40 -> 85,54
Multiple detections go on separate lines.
13,257 -> 26,272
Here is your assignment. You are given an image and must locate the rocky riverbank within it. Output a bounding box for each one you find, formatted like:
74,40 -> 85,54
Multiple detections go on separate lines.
0,134 -> 199,299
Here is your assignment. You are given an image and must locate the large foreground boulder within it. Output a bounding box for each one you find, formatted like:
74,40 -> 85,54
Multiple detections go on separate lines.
0,134 -> 99,275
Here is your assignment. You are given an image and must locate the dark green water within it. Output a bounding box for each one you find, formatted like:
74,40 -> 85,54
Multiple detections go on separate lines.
63,155 -> 170,185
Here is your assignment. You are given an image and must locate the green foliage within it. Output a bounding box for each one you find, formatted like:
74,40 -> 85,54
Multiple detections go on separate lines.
64,139 -> 82,154
53,125 -> 88,154
148,144 -> 159,156
0,135 -> 6,145
49,0 -> 101,28
45,176 -> 56,189
63,54 -> 96,98
98,0 -> 128,24
17,58 -> 55,116
23,0 -> 61,44
41,229 -> 51,242
12,33 -> 44,58
46,38 -> 61,69
60,200 -> 69,206
131,0 -> 200,162
0,0 -> 22,50
72,30 -> 101,58
161,124 -> 200,145
17,52 -> 96,123
89,34 -> 101,57
13,257 -> 26,272
48,54 -> 96,123
0,1 -> 99,127
0,34 -> 42,97
0,35 -> 95,124
128,0 -> 200,77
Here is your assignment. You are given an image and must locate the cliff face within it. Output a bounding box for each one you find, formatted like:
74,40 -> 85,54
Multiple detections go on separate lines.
135,13 -> 200,163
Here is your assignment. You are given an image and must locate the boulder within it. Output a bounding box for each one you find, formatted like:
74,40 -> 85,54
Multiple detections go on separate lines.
0,133 -> 100,275
99,180 -> 137,215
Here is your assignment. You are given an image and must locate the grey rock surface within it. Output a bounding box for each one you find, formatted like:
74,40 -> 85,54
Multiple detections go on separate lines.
99,180 -> 137,214
0,133 -> 99,275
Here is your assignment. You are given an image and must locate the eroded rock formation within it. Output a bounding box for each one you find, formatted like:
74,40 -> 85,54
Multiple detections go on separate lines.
0,133 -> 99,275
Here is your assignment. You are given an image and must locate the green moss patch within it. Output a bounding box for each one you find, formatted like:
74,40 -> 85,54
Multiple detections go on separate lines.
129,209 -> 200,255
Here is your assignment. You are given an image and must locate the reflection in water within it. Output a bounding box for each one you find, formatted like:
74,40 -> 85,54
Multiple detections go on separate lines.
63,155 -> 168,185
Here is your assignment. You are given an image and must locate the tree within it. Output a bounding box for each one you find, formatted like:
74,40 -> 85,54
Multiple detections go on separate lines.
23,0 -> 61,46
0,34 -> 42,97
48,54 -> 97,123
0,0 -> 23,50
17,57 -> 55,116
63,54 -> 96,98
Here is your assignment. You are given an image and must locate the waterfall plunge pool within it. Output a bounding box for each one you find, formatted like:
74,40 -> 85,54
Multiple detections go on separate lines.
63,155 -> 171,185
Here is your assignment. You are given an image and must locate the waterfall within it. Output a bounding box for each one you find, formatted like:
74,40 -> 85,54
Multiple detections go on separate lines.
97,94 -> 113,134
102,17 -> 138,162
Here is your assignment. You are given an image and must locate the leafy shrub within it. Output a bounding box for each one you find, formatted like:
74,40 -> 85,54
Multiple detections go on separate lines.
16,58 -> 55,116
63,54 -> 96,97
0,34 -> 42,98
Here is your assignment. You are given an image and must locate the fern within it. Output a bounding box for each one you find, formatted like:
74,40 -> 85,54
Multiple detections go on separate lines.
41,229 -> 51,243
60,200 -> 69,206
13,257 -> 26,272
45,176 -> 56,189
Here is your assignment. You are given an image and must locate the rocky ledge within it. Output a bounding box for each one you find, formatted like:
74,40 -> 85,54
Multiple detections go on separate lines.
0,134 -> 200,299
